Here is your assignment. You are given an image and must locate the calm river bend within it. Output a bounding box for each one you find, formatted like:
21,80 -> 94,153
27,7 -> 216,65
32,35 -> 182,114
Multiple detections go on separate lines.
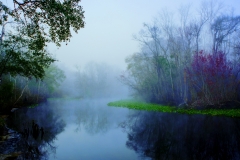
2,98 -> 240,160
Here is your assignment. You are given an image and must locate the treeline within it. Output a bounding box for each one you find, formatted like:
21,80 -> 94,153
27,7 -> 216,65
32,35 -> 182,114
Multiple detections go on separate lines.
0,64 -> 65,112
72,62 -> 128,99
121,1 -> 240,107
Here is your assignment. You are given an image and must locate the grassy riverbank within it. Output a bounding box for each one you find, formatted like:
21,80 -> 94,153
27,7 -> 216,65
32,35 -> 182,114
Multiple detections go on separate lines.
107,100 -> 240,118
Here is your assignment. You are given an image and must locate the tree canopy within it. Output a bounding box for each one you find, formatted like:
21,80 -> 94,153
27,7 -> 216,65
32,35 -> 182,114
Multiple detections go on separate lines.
1,0 -> 85,47
0,0 -> 85,79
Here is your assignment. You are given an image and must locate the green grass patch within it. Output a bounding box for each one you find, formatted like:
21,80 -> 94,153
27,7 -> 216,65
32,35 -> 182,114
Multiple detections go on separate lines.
107,100 -> 240,118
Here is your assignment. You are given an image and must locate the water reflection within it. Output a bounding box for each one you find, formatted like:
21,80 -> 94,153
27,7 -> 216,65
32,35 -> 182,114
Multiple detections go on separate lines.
74,100 -> 110,134
4,99 -> 239,159
5,102 -> 66,159
46,99 -> 138,160
2,99 -> 138,160
122,111 -> 240,160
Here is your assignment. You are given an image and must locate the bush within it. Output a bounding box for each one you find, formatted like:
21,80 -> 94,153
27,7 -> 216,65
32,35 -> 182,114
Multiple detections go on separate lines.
186,50 -> 239,106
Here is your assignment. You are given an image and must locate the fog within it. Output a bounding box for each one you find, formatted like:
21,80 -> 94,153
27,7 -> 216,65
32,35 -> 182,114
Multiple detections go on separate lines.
32,0 -> 238,103
1,0 -> 239,103
2,1 -> 240,159
57,62 -> 130,99
49,0 -> 240,71
47,0 -> 239,102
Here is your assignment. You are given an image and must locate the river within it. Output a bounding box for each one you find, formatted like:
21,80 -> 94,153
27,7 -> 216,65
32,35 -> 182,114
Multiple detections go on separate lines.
2,98 -> 240,159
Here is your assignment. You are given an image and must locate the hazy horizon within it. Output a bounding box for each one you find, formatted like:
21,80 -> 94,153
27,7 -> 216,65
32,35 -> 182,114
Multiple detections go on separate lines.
49,0 -> 240,71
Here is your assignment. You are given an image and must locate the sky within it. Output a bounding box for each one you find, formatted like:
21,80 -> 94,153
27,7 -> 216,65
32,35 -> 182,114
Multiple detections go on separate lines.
49,0 -> 240,71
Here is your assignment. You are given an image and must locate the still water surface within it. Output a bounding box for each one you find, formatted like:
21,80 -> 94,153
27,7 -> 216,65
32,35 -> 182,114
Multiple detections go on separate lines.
4,99 -> 240,159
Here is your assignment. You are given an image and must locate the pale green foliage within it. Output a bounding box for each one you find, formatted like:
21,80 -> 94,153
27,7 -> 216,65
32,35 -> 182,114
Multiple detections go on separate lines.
42,64 -> 66,94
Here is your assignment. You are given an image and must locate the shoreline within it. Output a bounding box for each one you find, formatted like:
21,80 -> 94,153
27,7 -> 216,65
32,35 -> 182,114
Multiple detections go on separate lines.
108,100 -> 240,118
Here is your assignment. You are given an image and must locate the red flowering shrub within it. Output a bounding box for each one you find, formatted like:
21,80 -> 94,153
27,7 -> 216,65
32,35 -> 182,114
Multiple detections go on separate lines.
186,50 -> 237,106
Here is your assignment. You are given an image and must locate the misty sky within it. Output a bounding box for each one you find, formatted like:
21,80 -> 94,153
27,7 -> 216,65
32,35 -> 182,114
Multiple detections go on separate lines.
49,0 -> 240,70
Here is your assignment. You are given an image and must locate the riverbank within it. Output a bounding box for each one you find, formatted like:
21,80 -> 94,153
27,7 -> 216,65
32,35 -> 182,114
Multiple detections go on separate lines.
107,100 -> 240,118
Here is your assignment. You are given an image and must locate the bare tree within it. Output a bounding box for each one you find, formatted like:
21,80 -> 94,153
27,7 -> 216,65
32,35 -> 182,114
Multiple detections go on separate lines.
211,15 -> 240,54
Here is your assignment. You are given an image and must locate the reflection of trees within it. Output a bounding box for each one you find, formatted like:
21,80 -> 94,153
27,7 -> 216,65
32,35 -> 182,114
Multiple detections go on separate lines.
122,111 -> 240,160
4,102 -> 66,159
74,100 -> 110,135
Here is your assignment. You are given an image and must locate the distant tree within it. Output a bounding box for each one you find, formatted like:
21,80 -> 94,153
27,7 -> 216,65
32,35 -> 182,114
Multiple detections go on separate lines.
34,64 -> 66,99
75,62 -> 109,98
75,62 -> 126,99
211,15 -> 240,53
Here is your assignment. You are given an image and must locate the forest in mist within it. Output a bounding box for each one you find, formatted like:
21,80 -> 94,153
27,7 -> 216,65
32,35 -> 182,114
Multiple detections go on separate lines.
59,62 -> 129,99
1,0 -> 240,112
121,1 -> 240,107
0,61 -> 129,111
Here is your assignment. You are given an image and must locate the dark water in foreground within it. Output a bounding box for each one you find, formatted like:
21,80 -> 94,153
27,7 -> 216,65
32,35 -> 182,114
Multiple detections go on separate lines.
2,99 -> 240,160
